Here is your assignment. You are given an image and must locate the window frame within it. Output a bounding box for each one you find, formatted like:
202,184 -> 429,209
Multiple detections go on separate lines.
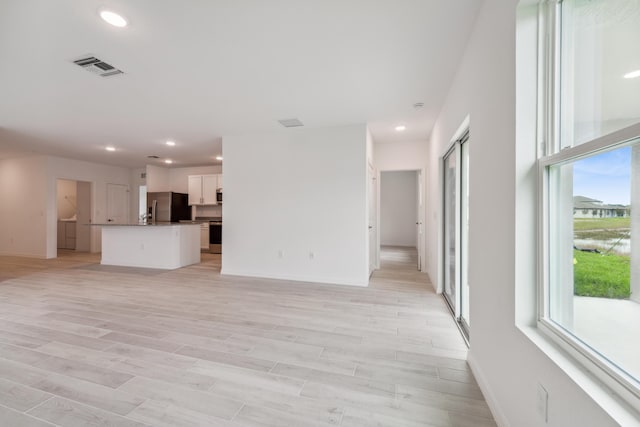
536,0 -> 640,409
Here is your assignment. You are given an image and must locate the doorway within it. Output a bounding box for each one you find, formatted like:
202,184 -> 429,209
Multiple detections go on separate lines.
442,130 -> 470,339
379,170 -> 424,271
368,163 -> 377,276
56,179 -> 92,254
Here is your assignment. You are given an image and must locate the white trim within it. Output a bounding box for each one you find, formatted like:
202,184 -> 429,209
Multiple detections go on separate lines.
519,326 -> 640,426
538,318 -> 640,407
221,269 -> 368,287
467,352 -> 511,427
536,0 -> 640,409
540,122 -> 640,166
451,115 -> 470,147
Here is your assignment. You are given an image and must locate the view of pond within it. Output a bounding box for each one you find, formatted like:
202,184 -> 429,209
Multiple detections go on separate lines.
573,223 -> 631,256
573,237 -> 631,256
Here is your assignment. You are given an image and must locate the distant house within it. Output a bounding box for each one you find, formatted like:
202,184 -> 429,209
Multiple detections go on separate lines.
573,196 -> 630,218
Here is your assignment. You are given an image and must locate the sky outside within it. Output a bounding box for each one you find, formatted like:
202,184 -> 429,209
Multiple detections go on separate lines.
573,146 -> 631,205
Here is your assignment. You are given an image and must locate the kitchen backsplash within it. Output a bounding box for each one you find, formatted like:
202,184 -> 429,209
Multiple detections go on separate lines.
192,205 -> 222,219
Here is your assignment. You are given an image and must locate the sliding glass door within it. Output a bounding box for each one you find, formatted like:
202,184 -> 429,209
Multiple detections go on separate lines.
443,147 -> 458,311
442,131 -> 470,340
459,133 -> 470,335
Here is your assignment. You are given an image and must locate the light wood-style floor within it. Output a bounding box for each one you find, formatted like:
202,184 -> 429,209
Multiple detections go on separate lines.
0,247 -> 495,427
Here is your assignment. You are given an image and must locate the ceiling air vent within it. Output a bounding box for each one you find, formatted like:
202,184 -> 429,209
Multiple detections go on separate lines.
147,155 -> 159,159
278,118 -> 304,128
72,55 -> 124,78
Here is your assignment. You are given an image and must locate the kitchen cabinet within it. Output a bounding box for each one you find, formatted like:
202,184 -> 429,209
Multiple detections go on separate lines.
216,174 -> 222,189
57,220 -> 76,249
188,174 -> 217,205
98,223 -> 200,269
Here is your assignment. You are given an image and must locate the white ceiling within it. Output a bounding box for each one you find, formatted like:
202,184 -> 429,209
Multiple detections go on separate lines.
0,0 -> 482,168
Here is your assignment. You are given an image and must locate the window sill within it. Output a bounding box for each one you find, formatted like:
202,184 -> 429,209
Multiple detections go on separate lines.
518,325 -> 640,426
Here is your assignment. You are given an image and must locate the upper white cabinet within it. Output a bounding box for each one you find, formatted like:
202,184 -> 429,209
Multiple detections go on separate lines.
188,174 -> 218,205
216,174 -> 222,189
202,175 -> 217,204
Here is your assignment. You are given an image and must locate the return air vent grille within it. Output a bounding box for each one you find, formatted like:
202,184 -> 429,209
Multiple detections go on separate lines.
278,118 -> 304,128
72,55 -> 124,78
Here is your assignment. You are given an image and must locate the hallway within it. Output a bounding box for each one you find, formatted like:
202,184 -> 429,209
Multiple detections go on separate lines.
0,249 -> 494,426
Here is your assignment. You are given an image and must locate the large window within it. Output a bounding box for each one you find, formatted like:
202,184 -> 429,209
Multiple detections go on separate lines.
539,0 -> 640,402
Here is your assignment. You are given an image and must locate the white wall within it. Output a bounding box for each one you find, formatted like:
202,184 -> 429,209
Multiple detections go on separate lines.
222,124 -> 369,286
380,171 -> 417,247
0,156 -> 48,257
426,1 -> 623,426
375,140 -> 428,171
145,165 -> 170,192
56,179 -> 76,220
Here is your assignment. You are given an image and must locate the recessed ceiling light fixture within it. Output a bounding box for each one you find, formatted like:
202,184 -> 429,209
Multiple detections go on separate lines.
100,10 -> 128,27
395,125 -> 406,132
164,159 -> 173,164
166,140 -> 176,146
624,69 -> 640,79
216,155 -> 223,161
105,146 -> 116,152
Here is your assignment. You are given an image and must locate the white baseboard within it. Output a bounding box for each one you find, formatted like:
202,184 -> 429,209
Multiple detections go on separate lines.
220,269 -> 368,287
467,352 -> 510,427
0,251 -> 46,259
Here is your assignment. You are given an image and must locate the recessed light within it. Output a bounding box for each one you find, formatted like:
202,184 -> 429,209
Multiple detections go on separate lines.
216,156 -> 223,161
395,125 -> 406,132
105,146 -> 116,152
100,10 -> 128,28
164,159 -> 173,164
624,69 -> 640,79
166,140 -> 176,146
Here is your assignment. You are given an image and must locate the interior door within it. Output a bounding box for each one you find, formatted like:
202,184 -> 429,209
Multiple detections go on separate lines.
368,164 -> 377,276
106,184 -> 129,224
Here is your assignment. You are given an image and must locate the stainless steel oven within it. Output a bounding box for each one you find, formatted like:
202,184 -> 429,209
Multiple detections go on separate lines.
209,220 -> 222,253
216,188 -> 222,204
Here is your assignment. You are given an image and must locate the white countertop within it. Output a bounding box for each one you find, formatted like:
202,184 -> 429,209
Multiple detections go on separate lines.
91,222 -> 199,227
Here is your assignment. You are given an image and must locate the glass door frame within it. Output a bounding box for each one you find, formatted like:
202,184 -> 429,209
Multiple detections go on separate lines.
442,130 -> 470,341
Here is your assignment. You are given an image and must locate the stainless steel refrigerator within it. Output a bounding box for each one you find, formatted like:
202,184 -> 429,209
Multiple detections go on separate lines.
146,192 -> 190,223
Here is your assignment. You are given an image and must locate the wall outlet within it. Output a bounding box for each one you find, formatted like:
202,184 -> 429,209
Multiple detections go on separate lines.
537,383 -> 548,423
278,250 -> 284,259
309,251 -> 315,260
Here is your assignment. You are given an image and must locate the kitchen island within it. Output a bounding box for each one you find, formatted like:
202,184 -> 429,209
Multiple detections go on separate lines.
95,223 -> 200,269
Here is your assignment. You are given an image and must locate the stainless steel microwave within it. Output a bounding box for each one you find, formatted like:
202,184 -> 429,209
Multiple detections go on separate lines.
216,188 -> 222,204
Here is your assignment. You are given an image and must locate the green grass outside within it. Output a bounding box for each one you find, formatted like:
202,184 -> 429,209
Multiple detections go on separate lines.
574,217 -> 630,231
573,249 -> 630,299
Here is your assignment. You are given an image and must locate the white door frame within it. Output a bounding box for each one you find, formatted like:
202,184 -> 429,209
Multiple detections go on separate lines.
376,168 -> 426,272
368,162 -> 379,276
438,117 -> 470,338
53,178 -> 94,258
